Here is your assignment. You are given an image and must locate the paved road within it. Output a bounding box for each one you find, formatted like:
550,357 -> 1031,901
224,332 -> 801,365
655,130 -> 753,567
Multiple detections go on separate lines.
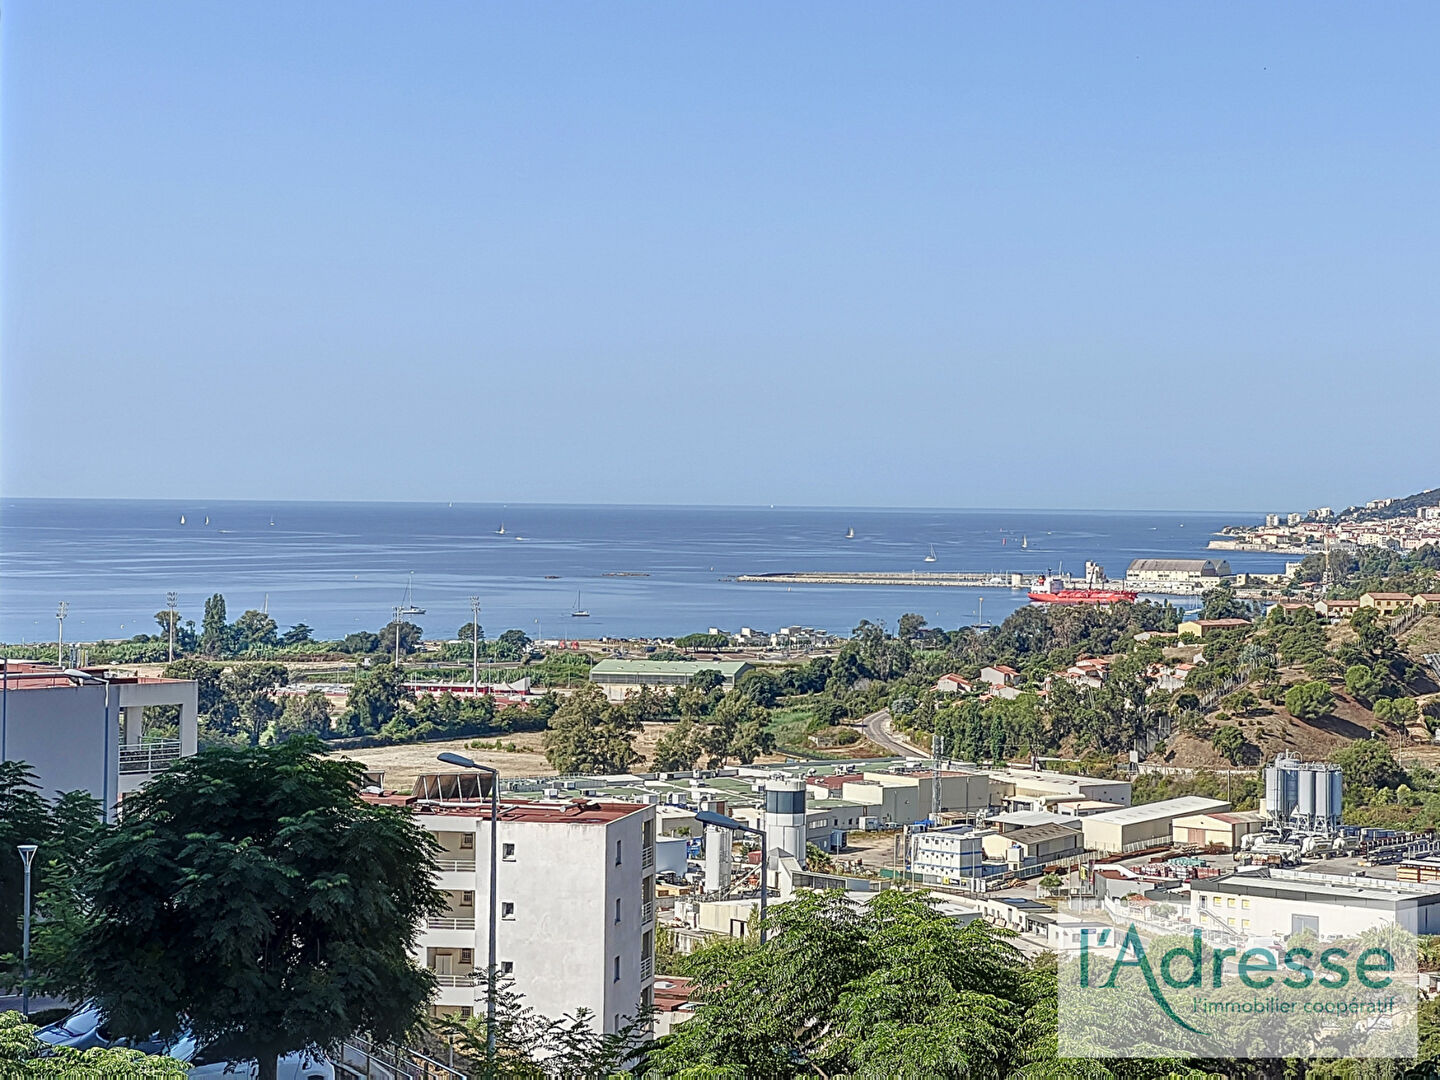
860,708 -> 928,757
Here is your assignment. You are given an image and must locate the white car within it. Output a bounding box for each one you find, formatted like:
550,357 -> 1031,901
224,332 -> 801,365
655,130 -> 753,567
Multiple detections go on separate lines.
112,1032 -> 332,1078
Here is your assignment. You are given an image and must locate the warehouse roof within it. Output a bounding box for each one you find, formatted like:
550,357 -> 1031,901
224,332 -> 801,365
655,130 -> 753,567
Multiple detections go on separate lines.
590,659 -> 751,677
994,822 -> 1088,847
1085,796 -> 1230,825
1126,558 -> 1228,573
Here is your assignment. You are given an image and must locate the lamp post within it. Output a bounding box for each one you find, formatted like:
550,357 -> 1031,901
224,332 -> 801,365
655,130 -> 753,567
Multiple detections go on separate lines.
469,597 -> 481,695
18,844 -> 37,1015
437,752 -> 499,1067
695,810 -> 768,942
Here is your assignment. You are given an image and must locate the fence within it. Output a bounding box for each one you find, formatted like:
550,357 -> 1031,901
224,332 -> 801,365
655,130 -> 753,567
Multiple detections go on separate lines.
117,738 -> 182,775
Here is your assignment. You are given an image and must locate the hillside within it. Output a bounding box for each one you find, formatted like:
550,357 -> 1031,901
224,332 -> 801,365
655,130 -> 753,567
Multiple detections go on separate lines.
1155,613 -> 1440,770
1339,485 -> 1440,522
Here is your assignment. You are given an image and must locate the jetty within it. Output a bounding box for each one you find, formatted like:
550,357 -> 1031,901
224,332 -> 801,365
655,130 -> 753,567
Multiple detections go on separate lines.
737,571 -> 1038,588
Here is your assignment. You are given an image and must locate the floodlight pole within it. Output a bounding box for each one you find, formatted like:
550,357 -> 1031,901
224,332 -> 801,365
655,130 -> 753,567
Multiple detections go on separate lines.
18,844 -> 37,1015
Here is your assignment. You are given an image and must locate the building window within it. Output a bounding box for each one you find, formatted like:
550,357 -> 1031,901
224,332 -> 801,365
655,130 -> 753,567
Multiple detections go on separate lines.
1198,896 -> 1207,906
461,891 -> 474,906
614,956 -> 621,982
1241,899 -> 1250,910
615,898 -> 622,924
616,839 -> 623,865
460,949 -> 473,965
1227,897 -> 1236,909
460,834 -> 475,850
501,902 -> 515,920
502,842 -> 516,861
501,961 -> 514,975
459,1007 -> 472,1020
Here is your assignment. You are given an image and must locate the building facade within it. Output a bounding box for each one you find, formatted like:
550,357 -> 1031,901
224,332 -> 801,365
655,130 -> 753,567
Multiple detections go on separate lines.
588,660 -> 752,703
400,788 -> 658,1033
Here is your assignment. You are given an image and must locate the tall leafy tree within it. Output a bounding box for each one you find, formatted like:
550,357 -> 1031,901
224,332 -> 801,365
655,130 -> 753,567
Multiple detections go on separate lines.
71,739 -> 443,1080
0,762 -> 50,964
653,889 -> 1052,1078
542,684 -> 641,774
199,593 -> 233,656
339,662 -> 411,735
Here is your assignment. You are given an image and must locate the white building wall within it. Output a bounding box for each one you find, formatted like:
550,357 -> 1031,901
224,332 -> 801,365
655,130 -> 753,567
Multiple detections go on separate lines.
415,805 -> 656,1033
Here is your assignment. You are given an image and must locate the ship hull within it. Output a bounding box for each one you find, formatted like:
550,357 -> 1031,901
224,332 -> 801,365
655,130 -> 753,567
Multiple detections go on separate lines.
1027,589 -> 1137,604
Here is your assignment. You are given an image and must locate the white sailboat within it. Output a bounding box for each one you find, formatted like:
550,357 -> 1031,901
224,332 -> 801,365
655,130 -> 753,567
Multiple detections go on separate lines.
845,526 -> 855,539
1021,535 -> 1028,549
924,545 -> 937,563
179,514 -> 186,525
570,590 -> 589,617
203,515 -> 209,526
496,523 -> 506,535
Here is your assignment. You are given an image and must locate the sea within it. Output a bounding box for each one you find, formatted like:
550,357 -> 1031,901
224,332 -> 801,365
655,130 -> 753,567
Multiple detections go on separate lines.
0,499 -> 1287,646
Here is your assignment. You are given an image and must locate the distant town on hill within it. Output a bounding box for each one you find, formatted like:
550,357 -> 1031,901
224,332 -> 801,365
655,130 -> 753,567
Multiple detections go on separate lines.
1338,486 -> 1440,523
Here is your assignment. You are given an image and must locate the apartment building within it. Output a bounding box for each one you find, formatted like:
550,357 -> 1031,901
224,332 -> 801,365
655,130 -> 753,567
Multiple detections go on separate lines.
0,662 -> 198,818
392,781 -> 657,1033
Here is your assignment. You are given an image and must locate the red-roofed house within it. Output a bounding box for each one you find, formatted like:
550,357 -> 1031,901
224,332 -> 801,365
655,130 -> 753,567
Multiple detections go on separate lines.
980,664 -> 1020,688
934,674 -> 974,694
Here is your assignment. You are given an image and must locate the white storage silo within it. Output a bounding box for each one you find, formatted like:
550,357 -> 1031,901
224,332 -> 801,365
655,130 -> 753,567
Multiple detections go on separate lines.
765,778 -> 807,868
1297,765 -> 1316,819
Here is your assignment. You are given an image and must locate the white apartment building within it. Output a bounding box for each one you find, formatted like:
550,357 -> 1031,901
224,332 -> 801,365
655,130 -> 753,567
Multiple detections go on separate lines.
394,785 -> 658,1034
1,662 -> 199,819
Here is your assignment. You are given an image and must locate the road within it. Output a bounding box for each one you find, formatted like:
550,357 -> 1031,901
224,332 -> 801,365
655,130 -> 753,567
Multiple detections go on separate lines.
860,708 -> 929,757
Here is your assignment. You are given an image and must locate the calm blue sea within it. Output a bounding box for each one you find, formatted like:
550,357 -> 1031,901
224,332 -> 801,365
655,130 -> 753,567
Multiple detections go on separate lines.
0,500 -> 1283,645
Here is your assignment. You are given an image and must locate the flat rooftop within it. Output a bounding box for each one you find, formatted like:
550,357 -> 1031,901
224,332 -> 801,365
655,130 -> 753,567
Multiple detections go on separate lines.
1085,796 -> 1229,824
1205,868 -> 1440,905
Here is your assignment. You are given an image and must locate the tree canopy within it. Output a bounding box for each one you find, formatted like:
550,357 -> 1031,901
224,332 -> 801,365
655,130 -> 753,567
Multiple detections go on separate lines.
68,739 -> 443,1080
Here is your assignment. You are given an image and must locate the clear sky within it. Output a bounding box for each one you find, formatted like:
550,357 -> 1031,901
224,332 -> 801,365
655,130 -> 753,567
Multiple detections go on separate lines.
3,3 -> 1437,511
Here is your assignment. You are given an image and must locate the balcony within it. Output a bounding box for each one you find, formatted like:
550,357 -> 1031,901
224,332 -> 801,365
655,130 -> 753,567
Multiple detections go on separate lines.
427,916 -> 477,930
640,900 -> 654,926
118,738 -> 182,775
432,972 -> 477,987
641,844 -> 655,870
639,956 -> 653,981
435,858 -> 477,872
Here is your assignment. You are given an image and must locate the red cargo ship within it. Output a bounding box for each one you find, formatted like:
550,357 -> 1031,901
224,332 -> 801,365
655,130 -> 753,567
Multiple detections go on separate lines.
1027,576 -> 1137,605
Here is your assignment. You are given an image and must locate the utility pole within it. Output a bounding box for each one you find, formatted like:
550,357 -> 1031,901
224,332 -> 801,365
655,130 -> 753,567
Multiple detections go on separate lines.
470,596 -> 481,694
55,602 -> 68,667
166,592 -> 178,663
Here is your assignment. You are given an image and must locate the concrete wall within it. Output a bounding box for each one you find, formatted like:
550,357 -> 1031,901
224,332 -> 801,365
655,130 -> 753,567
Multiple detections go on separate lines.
1,683 -> 118,813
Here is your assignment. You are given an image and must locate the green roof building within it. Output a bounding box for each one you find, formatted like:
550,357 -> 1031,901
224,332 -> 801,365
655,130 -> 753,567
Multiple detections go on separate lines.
588,658 -> 752,701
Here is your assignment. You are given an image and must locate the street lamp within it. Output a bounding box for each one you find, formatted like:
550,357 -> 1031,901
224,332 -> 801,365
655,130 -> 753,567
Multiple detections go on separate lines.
18,844 -> 37,1015
437,752 -> 499,1066
695,810 -> 768,943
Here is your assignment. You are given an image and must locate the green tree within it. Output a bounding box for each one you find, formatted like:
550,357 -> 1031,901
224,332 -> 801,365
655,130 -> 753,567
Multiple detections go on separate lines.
703,693 -> 775,767
897,613 -> 927,643
200,593 -> 233,656
654,889 -> 1050,1077
232,609 -> 280,651
1221,688 -> 1258,716
493,629 -> 533,661
735,668 -> 781,707
542,685 -> 641,774
0,1011 -> 187,1077
651,716 -> 708,772
1285,680 -> 1336,721
378,619 -> 423,657
221,662 -> 290,746
280,623 -> 314,646
1211,724 -> 1248,766
0,762 -> 50,965
1332,739 -> 1407,790
340,662 -> 412,735
1199,584 -> 1250,621
1344,663 -> 1386,704
70,740 -> 443,1080
273,689 -> 334,741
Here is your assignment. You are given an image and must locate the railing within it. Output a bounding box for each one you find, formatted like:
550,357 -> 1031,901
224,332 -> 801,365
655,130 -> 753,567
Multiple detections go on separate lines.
640,900 -> 654,926
341,1036 -> 465,1080
431,972 -> 477,987
435,859 -> 477,872
427,917 -> 476,930
641,843 -> 655,870
639,955 -> 653,981
118,738 -> 183,775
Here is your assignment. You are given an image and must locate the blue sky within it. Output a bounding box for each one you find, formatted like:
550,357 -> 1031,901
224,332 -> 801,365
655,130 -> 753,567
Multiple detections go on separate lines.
3,3 -> 1437,511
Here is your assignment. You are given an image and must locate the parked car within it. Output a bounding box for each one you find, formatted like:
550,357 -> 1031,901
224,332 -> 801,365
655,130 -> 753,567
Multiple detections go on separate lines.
33,1002 -> 106,1051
